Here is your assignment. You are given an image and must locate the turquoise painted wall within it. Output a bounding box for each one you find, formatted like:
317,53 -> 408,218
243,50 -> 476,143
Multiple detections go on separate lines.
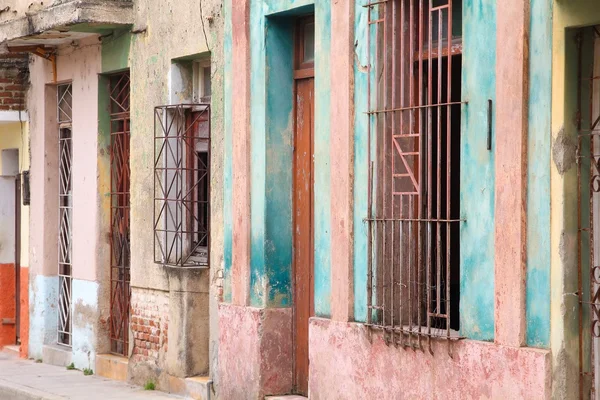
459,0 -> 496,341
313,1 -> 332,317
526,0 -> 552,348
246,0 -> 330,310
353,2 -> 498,339
223,0 -> 233,303
353,1 -> 372,323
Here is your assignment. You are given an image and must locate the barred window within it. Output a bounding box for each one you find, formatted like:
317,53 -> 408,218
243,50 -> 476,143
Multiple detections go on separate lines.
154,104 -> 211,268
365,0 -> 463,348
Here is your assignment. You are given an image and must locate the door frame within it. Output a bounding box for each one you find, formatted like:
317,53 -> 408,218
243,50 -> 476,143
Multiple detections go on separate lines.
291,14 -> 315,395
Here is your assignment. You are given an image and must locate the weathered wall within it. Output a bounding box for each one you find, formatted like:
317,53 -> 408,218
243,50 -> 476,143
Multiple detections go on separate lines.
26,36 -> 111,369
0,0 -> 132,23
551,2 -> 600,399
0,118 -> 30,355
128,0 -> 223,391
309,318 -> 551,400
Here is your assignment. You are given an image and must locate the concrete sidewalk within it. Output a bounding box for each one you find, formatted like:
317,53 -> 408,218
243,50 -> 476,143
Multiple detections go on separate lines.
0,352 -> 182,399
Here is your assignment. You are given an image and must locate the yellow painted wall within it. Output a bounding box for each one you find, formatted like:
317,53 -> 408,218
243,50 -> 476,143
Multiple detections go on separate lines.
0,121 -> 29,267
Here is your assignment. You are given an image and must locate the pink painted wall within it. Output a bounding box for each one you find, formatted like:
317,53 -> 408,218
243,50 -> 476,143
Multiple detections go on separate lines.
309,318 -> 551,400
28,36 -> 103,281
219,303 -> 292,399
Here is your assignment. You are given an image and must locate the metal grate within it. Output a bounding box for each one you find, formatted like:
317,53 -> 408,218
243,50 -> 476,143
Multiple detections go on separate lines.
57,83 -> 73,346
154,104 -> 211,268
109,72 -> 131,356
364,0 -> 463,351
577,25 -> 600,400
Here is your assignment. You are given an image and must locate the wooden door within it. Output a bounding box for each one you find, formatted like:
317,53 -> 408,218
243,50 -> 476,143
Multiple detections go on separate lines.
293,16 -> 315,396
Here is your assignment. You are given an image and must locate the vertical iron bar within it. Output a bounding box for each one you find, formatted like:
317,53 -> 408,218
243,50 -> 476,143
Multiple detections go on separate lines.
391,0 -> 397,346
426,0 -> 433,352
436,8 -> 442,321
417,0 -> 424,349
367,4 -> 373,328
446,2 -> 453,340
408,0 -> 415,348
577,30 -> 584,400
399,0 -> 406,347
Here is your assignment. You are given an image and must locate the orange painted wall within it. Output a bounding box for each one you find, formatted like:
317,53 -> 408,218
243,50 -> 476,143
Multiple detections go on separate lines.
19,266 -> 28,358
0,263 -> 16,347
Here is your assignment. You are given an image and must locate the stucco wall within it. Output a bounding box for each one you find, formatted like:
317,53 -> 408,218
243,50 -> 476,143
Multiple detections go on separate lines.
129,0 -> 223,388
26,36 -> 110,367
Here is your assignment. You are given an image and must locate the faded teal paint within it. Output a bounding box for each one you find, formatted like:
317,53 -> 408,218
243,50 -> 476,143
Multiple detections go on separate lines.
249,1 -> 319,307
460,0 -> 496,340
265,0 -> 313,16
101,30 -> 131,73
265,19 -> 294,307
223,0 -> 233,303
526,0 -> 552,348
250,0 -> 267,306
353,1 -> 370,323
313,1 -> 331,317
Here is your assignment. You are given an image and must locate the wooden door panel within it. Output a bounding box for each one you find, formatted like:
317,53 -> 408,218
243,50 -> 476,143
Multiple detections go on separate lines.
293,77 -> 314,396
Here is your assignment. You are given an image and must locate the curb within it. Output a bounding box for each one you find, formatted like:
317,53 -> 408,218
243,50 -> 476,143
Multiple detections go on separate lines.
0,379 -> 65,400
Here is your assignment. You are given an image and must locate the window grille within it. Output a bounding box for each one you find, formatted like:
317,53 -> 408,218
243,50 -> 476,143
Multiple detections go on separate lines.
57,83 -> 73,346
364,0 -> 463,350
154,104 -> 211,268
108,72 -> 131,356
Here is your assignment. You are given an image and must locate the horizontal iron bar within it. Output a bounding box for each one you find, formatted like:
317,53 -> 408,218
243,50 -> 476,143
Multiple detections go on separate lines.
366,101 -> 467,115
365,217 -> 465,223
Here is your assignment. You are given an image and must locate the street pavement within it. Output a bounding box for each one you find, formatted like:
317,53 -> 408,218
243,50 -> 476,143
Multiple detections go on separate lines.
0,351 -> 182,399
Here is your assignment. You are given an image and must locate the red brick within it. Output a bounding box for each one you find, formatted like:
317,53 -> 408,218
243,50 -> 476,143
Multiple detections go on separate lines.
4,85 -> 23,91
3,98 -> 23,105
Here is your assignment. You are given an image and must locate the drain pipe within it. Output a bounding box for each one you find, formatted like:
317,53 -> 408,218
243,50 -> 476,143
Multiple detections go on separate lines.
206,379 -> 213,400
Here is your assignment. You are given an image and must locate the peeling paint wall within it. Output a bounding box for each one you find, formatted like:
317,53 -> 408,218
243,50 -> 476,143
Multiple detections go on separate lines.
26,35 -> 112,367
551,2 -> 600,399
128,0 -> 223,391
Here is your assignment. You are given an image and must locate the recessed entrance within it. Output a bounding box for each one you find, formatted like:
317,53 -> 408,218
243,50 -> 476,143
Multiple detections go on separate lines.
292,15 -> 314,397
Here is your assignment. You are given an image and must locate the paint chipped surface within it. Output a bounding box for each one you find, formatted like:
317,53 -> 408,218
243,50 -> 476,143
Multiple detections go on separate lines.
309,318 -> 551,400
552,127 -> 577,175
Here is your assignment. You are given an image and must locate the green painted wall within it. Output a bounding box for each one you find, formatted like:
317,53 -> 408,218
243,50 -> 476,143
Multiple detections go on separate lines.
101,30 -> 132,73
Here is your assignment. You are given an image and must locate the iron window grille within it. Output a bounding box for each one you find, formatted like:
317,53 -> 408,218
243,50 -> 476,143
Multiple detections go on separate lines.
57,83 -> 73,346
364,0 -> 463,351
154,104 -> 211,268
108,72 -> 131,356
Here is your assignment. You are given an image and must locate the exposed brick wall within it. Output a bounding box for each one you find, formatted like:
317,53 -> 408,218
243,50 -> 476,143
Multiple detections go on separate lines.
130,288 -> 169,364
0,56 -> 28,111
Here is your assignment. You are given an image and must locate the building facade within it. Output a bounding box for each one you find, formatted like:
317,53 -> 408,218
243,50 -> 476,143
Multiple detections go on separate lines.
217,0 -> 600,399
0,54 -> 29,359
0,0 -> 223,398
3,0 -> 600,399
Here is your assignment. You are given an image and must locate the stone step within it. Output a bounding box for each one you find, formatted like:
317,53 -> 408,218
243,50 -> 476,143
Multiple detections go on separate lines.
2,345 -> 19,356
184,376 -> 213,400
265,396 -> 308,400
42,344 -> 72,367
95,353 -> 128,382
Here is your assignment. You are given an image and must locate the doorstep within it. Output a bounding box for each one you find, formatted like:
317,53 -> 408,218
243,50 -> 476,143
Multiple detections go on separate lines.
265,396 -> 308,400
42,343 -> 72,367
96,353 -> 128,381
1,345 -> 19,356
184,375 -> 213,400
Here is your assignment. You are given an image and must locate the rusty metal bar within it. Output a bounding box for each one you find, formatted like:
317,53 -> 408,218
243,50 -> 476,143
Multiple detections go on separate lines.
57,83 -> 73,347
365,0 -> 462,349
153,104 -> 211,269
109,72 -> 131,356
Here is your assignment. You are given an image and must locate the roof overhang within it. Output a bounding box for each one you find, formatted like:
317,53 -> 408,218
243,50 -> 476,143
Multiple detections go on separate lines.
0,0 -> 133,51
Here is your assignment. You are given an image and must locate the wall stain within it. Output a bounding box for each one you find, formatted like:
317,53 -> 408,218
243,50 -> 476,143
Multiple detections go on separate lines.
552,127 -> 577,175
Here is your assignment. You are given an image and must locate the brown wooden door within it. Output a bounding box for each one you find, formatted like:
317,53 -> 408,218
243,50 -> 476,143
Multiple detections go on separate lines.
293,75 -> 314,396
